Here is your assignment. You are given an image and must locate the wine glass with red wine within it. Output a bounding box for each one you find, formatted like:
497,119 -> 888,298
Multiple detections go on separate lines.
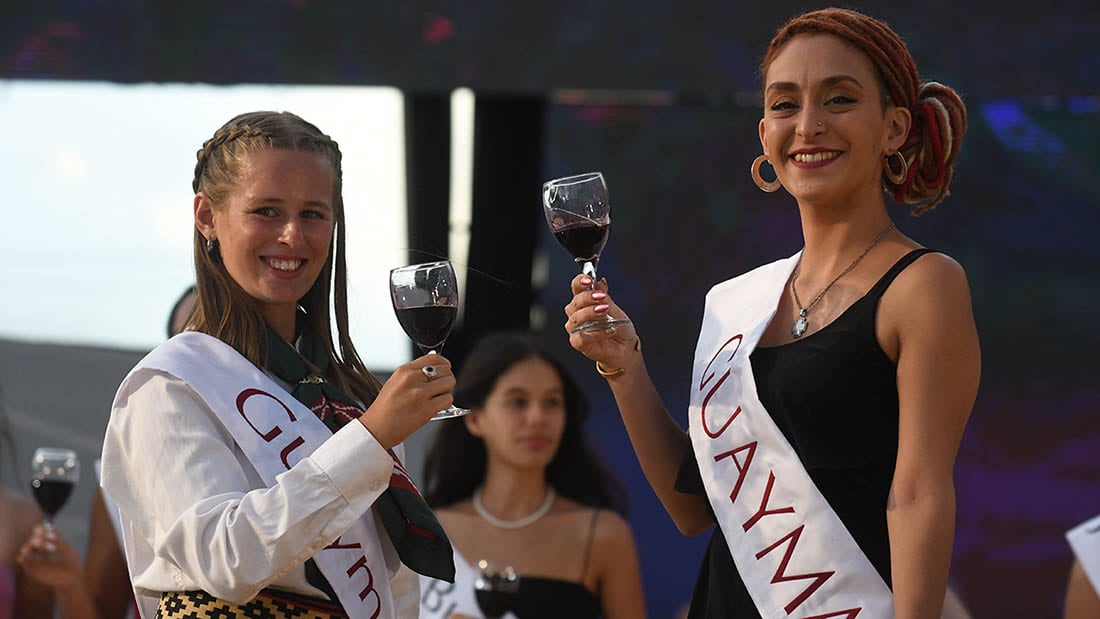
389,260 -> 470,420
474,559 -> 520,619
29,447 -> 80,531
542,171 -> 632,334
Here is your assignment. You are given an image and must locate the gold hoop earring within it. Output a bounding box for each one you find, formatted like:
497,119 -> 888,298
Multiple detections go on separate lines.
884,151 -> 909,185
751,155 -> 781,193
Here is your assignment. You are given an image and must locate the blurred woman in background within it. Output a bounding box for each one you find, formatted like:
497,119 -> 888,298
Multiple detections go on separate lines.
422,332 -> 645,619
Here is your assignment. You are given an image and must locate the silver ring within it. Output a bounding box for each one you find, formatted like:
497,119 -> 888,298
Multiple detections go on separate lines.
421,365 -> 438,382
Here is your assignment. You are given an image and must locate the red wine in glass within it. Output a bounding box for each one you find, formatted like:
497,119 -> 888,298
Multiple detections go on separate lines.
29,447 -> 80,531
31,479 -> 74,518
552,221 -> 609,264
389,260 -> 470,419
475,560 -> 519,619
543,171 -> 632,334
394,305 -> 458,353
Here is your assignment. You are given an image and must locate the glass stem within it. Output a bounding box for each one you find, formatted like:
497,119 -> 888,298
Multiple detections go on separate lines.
581,261 -> 597,286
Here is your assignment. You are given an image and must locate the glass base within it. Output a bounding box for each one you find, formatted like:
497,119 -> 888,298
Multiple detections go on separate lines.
569,316 -> 632,335
432,405 -> 472,420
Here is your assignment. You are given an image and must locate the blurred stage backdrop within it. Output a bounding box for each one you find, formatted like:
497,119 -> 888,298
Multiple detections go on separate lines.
2,2 -> 1098,617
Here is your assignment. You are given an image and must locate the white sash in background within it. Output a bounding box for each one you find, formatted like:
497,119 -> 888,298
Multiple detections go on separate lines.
138,332 -> 395,619
1067,514 -> 1100,592
418,547 -> 518,619
688,253 -> 894,619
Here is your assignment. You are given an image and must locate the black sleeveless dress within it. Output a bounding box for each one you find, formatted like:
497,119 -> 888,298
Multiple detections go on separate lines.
674,249 -> 933,618
506,509 -> 603,619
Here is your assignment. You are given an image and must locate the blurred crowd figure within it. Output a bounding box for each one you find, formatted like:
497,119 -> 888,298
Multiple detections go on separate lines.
1,386 -> 53,617
15,286 -> 198,619
420,332 -> 646,619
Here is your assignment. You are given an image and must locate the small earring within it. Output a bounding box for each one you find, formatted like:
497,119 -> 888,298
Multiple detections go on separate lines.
751,155 -> 782,193
884,151 -> 909,185
205,237 -> 215,253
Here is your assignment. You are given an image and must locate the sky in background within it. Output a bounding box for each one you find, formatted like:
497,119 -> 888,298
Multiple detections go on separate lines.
0,80 -> 413,369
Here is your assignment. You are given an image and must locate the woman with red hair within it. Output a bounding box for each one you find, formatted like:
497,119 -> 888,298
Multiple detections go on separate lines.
565,7 -> 977,619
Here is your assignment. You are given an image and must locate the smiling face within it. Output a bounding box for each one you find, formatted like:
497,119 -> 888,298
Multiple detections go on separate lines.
465,356 -> 567,473
195,148 -> 336,335
760,33 -> 910,209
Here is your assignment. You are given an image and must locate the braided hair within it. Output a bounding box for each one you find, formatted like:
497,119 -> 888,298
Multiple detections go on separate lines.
761,8 -> 967,214
191,111 -> 382,406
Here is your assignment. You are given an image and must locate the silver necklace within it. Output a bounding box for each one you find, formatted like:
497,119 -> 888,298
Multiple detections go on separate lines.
790,221 -> 895,338
473,486 -> 556,529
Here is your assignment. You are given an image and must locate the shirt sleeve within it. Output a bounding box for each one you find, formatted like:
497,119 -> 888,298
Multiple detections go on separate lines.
101,369 -> 394,603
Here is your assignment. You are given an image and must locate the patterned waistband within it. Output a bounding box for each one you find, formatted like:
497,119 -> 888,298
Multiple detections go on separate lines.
157,588 -> 348,618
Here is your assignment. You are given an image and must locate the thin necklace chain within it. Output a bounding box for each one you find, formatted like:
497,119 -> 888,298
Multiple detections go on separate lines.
790,221 -> 896,336
473,486 -> 556,529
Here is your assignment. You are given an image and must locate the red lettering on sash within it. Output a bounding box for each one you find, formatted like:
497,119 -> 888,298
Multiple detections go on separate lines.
698,335 -> 743,438
742,471 -> 794,531
803,609 -> 861,619
325,535 -> 363,551
279,436 -> 306,470
346,555 -> 382,615
714,441 -> 757,503
754,524 -> 835,614
236,388 -> 296,441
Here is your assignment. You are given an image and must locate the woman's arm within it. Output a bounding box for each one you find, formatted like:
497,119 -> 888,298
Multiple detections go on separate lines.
566,275 -> 713,536
11,498 -> 54,619
1065,558 -> 1100,619
82,490 -> 132,619
18,523 -> 99,619
594,511 -> 648,619
882,254 -> 980,619
101,370 -> 396,603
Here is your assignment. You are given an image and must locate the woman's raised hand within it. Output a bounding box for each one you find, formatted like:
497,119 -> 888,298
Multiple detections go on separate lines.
565,275 -> 638,372
17,523 -> 82,589
360,353 -> 455,449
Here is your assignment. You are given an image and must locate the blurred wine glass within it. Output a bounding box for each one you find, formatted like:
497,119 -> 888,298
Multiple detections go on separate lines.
474,559 -> 520,619
29,447 -> 80,531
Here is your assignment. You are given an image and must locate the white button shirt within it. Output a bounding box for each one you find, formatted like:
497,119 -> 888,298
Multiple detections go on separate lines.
100,370 -> 419,618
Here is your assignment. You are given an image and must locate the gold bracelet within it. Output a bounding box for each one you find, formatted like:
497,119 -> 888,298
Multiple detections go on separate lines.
595,336 -> 642,379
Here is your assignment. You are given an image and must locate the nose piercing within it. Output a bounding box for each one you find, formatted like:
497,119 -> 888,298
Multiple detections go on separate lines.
816,121 -> 823,127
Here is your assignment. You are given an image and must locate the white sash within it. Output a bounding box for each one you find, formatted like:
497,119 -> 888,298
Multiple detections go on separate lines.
139,332 -> 395,619
1067,514 -> 1100,592
688,253 -> 895,619
418,548 -> 518,619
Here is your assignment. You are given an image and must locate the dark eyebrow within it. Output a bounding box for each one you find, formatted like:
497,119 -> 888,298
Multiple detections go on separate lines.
253,197 -> 333,210
765,74 -> 865,95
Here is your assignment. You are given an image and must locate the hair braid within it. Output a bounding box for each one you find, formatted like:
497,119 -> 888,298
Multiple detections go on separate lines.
192,124 -> 271,193
761,8 -> 968,214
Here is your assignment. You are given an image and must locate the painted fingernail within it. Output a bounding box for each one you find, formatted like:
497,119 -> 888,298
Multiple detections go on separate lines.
594,304 -> 610,313
591,292 -> 607,300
